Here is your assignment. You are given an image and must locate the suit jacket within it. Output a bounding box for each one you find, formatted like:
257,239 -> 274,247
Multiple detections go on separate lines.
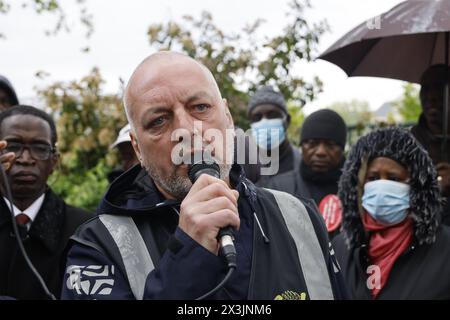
0,188 -> 93,299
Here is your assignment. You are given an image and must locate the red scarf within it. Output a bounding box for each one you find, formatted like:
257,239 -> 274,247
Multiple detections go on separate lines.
361,213 -> 413,299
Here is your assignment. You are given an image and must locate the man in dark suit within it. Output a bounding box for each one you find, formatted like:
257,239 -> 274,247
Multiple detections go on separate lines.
0,105 -> 93,299
412,64 -> 450,225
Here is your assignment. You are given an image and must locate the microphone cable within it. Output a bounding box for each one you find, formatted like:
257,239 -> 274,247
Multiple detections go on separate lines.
195,261 -> 235,300
0,163 -> 56,300
188,155 -> 237,300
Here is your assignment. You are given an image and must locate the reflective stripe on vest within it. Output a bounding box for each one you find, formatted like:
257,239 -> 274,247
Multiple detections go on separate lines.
99,214 -> 154,300
265,188 -> 334,300
99,190 -> 333,300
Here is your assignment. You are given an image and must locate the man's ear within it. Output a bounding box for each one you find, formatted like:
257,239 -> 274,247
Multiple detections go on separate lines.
130,130 -> 142,165
49,151 -> 59,175
284,113 -> 291,130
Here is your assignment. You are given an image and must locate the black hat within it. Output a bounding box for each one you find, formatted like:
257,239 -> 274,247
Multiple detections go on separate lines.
248,85 -> 287,116
420,64 -> 450,85
0,75 -> 19,106
300,109 -> 347,148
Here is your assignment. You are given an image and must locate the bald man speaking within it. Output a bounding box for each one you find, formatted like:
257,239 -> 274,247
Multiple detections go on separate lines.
61,52 -> 347,300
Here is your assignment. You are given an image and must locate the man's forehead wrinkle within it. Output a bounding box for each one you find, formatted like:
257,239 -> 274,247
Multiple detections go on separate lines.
133,85 -> 201,109
136,91 -> 216,117
133,73 -> 218,105
138,87 -> 173,106
125,52 -> 222,115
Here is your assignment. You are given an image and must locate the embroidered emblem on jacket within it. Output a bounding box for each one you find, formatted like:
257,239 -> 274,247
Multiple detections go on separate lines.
66,265 -> 115,296
274,290 -> 307,300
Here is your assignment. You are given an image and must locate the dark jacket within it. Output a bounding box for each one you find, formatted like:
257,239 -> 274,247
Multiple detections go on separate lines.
61,164 -> 348,300
241,139 -> 295,184
257,150 -> 343,239
411,114 -> 450,225
257,149 -> 341,205
256,145 -> 300,193
335,128 -> 450,299
0,75 -> 19,106
0,189 -> 93,299
332,226 -> 450,299
411,114 -> 450,165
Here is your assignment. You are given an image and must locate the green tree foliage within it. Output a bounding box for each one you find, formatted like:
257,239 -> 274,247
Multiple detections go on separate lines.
325,100 -> 374,148
0,0 -> 93,41
393,83 -> 421,123
326,99 -> 373,126
147,0 -> 327,130
38,68 -> 126,211
27,0 -> 327,210
287,104 -> 305,146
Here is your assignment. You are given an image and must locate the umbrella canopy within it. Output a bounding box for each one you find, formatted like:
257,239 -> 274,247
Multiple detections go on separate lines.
319,0 -> 450,83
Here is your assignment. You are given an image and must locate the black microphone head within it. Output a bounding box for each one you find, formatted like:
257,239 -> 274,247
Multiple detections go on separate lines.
187,153 -> 220,183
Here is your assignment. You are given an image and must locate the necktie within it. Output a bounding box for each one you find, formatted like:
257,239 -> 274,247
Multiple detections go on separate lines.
16,213 -> 30,226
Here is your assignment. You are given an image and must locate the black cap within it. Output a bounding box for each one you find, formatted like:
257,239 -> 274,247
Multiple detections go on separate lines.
300,109 -> 347,148
420,64 -> 450,86
0,75 -> 19,106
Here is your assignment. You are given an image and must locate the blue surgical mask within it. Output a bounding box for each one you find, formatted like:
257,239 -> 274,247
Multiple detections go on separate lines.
362,179 -> 410,226
251,118 -> 286,150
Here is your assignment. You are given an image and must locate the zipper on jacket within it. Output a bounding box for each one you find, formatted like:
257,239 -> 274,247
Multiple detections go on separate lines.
171,206 -> 180,216
247,204 -> 259,299
242,181 -> 269,244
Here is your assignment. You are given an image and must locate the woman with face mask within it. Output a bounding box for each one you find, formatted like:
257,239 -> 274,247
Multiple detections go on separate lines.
333,127 -> 450,299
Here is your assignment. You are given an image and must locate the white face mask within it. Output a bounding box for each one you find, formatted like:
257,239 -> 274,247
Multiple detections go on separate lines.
250,118 -> 286,150
362,179 -> 410,226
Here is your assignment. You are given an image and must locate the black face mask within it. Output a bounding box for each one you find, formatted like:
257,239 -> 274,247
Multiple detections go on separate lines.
300,158 -> 344,184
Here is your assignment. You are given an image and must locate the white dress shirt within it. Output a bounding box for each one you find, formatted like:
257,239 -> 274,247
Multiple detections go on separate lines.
3,193 -> 45,229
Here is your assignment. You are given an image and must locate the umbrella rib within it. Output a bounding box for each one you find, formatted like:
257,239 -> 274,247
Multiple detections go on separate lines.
428,32 -> 438,67
348,39 -> 379,76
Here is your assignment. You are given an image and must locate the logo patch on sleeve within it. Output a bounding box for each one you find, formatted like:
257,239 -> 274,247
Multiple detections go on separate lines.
66,265 -> 115,296
274,290 -> 307,300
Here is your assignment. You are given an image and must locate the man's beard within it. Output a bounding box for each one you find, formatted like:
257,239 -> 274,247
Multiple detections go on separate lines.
144,147 -> 234,201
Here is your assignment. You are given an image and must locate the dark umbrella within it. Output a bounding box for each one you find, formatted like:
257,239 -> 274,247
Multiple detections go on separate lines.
319,0 -> 450,160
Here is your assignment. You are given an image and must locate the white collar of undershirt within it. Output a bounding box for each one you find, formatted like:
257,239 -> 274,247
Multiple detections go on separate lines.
3,193 -> 45,222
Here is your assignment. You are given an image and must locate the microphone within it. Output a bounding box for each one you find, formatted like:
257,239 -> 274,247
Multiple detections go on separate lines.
187,154 -> 237,267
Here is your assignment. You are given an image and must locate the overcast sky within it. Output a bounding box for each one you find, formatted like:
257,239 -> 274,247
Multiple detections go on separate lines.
0,0 -> 407,114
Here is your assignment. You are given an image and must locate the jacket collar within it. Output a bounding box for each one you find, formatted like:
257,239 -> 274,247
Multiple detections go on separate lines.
0,189 -> 65,253
98,163 -> 254,216
98,164 -> 179,216
414,113 -> 442,142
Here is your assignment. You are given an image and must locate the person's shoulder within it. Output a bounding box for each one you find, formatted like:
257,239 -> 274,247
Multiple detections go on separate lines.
258,187 -> 330,246
256,169 -> 297,188
63,215 -> 128,281
410,115 -> 428,139
256,186 -> 299,209
413,225 -> 450,270
71,214 -> 105,239
256,185 -> 296,199
65,204 -> 94,219
63,203 -> 95,230
65,214 -> 117,258
434,224 -> 450,247
47,188 -> 94,224
331,232 -> 346,245
257,186 -> 319,222
331,232 -> 348,255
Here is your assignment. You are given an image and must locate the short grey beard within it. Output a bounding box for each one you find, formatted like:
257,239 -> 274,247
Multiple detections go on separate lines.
144,160 -> 233,201
145,163 -> 191,201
